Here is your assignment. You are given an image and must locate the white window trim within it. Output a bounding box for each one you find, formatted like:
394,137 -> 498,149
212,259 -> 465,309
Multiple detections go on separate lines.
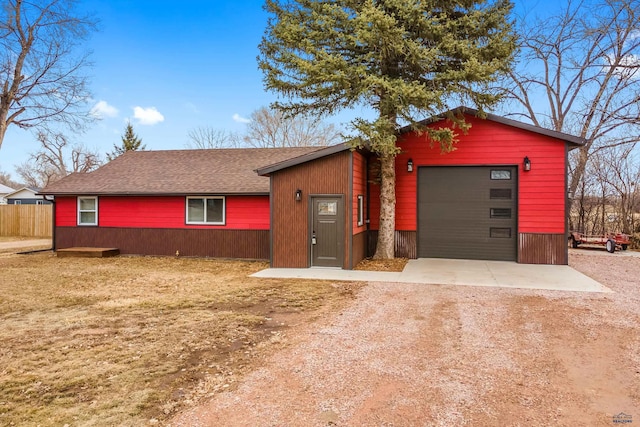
357,195 -> 364,226
36,200 -> 44,205
14,200 -> 21,205
77,196 -> 98,226
186,196 -> 226,225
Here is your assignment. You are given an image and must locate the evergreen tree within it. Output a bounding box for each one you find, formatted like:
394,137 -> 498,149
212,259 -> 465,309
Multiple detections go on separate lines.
107,122 -> 146,161
259,0 -> 516,259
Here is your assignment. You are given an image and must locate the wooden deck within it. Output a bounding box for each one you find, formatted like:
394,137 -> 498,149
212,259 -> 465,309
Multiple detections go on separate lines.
56,247 -> 120,258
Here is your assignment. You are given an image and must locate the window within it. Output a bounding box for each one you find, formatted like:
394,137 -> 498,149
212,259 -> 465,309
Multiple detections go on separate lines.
491,169 -> 511,180
490,188 -> 512,200
357,195 -> 364,226
14,200 -> 21,205
186,197 -> 225,224
490,227 -> 511,238
78,197 -> 98,225
490,208 -> 512,219
317,201 -> 337,216
36,200 -> 44,205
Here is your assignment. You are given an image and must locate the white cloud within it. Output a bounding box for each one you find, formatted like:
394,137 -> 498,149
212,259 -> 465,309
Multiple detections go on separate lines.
232,113 -> 251,124
184,102 -> 200,114
133,106 -> 165,125
606,53 -> 640,80
90,100 -> 119,119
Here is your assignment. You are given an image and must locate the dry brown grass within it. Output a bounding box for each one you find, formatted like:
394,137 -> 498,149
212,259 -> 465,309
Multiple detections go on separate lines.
0,253 -> 361,426
354,257 -> 409,272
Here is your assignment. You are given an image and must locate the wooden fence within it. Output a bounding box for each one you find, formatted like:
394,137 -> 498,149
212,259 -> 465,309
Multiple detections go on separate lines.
0,205 -> 53,237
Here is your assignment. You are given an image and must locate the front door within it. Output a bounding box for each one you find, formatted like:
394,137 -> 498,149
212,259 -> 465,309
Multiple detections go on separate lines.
311,196 -> 344,267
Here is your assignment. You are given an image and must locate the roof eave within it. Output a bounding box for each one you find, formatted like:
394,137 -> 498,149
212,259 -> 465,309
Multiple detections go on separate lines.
399,106 -> 586,147
38,191 -> 271,197
256,143 -> 351,176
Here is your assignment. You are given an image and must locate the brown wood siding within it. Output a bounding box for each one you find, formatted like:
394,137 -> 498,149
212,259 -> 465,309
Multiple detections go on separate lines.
518,233 -> 567,265
352,231 -> 368,266
367,230 -> 417,259
271,151 -> 350,268
55,227 -> 269,259
395,230 -> 417,259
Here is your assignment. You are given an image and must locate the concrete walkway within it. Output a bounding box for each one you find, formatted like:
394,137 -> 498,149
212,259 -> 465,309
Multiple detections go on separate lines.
251,258 -> 611,293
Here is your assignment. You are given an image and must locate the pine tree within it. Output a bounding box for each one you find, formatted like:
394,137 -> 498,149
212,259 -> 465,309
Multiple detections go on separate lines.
259,0 -> 516,259
107,122 -> 146,161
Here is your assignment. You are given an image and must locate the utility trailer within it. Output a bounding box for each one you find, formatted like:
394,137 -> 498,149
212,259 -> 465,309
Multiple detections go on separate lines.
569,231 -> 631,253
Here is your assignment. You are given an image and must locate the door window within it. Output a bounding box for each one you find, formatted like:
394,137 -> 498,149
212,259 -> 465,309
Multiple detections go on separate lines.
318,201 -> 337,215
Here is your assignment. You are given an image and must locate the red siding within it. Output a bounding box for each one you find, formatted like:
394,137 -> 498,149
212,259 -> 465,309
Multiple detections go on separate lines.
55,195 -> 270,230
56,197 -> 77,227
352,151 -> 367,235
370,115 -> 567,234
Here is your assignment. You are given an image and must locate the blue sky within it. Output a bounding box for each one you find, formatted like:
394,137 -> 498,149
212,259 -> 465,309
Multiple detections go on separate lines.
1,0 -> 560,175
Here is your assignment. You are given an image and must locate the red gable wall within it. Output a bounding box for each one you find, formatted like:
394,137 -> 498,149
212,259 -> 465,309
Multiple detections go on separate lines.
369,115 -> 567,234
55,195 -> 270,230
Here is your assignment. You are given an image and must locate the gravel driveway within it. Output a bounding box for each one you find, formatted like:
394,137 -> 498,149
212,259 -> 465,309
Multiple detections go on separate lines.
171,251 -> 640,426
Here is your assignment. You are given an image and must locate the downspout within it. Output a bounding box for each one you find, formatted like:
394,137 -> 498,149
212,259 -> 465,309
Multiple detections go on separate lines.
18,195 -> 55,255
47,196 -> 56,251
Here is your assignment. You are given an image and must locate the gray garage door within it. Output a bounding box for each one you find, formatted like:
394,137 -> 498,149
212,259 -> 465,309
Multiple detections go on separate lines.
418,166 -> 517,261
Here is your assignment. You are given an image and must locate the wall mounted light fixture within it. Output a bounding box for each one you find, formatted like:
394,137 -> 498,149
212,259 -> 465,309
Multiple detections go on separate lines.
295,189 -> 302,201
523,156 -> 531,172
407,158 -> 414,173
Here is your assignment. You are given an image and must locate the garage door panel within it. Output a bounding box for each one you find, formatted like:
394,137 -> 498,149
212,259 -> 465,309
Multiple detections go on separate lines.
418,166 -> 517,261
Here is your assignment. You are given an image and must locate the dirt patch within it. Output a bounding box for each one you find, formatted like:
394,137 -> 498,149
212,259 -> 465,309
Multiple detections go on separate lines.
0,253 -> 362,426
354,257 -> 408,272
0,237 -> 50,254
172,253 -> 640,426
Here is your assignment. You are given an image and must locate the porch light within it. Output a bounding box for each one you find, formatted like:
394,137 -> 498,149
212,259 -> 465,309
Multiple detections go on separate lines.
407,158 -> 414,173
295,189 -> 302,201
523,156 -> 531,172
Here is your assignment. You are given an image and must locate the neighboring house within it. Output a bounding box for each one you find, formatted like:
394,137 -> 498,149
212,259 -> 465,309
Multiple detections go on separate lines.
41,107 -> 584,267
0,183 -> 15,204
5,187 -> 51,205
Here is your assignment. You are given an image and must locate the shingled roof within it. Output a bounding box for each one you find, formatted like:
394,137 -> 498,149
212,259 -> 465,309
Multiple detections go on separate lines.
40,147 -> 323,196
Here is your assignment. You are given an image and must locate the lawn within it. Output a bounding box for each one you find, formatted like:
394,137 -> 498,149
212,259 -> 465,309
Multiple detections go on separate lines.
0,252 -> 360,426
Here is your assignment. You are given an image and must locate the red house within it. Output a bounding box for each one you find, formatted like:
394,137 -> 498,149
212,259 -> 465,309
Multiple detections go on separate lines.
42,108 -> 584,267
42,147 -> 320,259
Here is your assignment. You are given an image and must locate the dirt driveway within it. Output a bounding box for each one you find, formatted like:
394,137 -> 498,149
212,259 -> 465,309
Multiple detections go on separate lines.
0,237 -> 50,252
171,252 -> 640,426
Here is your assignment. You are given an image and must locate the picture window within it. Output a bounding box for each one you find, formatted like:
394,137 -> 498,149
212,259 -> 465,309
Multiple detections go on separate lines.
186,197 -> 225,224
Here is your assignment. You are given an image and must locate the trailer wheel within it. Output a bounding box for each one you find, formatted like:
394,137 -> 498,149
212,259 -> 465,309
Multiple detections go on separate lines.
571,237 -> 579,248
606,239 -> 615,253
622,244 -> 628,251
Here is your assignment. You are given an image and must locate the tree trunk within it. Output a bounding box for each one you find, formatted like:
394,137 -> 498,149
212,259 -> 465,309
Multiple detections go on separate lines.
374,153 -> 396,259
569,146 -> 589,200
0,121 -> 7,151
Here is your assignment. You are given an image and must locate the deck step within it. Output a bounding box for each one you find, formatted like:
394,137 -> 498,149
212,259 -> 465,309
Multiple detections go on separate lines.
56,247 -> 120,258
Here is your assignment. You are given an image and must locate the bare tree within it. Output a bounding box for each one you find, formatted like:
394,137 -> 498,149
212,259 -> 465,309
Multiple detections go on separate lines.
242,107 -> 341,148
16,130 -> 101,188
502,0 -> 640,196
0,167 -> 21,188
590,145 -> 640,234
185,127 -> 239,149
0,0 -> 97,151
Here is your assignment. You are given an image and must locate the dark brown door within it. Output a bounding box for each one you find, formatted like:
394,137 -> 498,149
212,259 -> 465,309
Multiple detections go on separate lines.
311,196 -> 344,267
418,166 -> 517,261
